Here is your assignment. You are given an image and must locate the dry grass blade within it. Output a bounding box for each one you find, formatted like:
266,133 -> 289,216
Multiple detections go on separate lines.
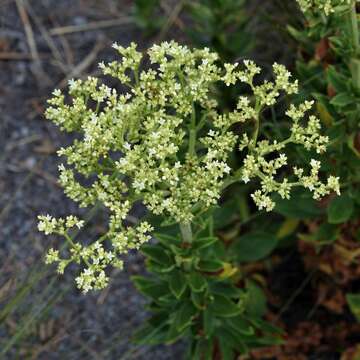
155,0 -> 186,43
0,279 -> 16,302
0,52 -> 34,60
15,0 -> 39,62
54,26 -> 75,66
15,0 -> 50,85
160,0 -> 185,30
5,134 -> 41,152
49,17 -> 132,36
24,165 -> 60,187
72,336 -> 102,360
25,1 -> 68,73
0,281 -> 64,357
57,40 -> 105,89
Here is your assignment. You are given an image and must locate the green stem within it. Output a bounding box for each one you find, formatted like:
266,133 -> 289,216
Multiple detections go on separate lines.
350,0 -> 359,54
252,116 -> 260,148
196,111 -> 208,131
134,65 -> 140,86
180,222 -> 193,243
221,174 -> 240,190
189,129 -> 196,156
350,0 -> 360,89
63,232 -> 75,247
251,103 -> 262,149
208,217 -> 214,237
63,232 -> 91,267
188,103 -> 197,156
220,165 -> 246,190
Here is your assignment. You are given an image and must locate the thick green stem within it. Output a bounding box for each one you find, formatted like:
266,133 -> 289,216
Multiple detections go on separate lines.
350,0 -> 360,89
180,222 -> 193,243
351,1 -> 359,53
189,129 -> 196,156
208,217 -> 214,237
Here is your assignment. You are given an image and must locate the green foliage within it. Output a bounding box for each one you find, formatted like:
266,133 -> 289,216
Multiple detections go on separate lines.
285,0 -> 360,248
229,232 -> 279,262
327,193 -> 354,223
185,0 -> 253,62
133,218 -> 283,357
132,0 -> 254,63
274,189 -> 325,219
346,293 -> 360,321
132,0 -> 163,34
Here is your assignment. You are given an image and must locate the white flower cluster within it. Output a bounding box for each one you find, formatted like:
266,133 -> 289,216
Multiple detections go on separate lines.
38,214 -> 84,235
296,0 -> 352,15
235,71 -> 339,212
39,215 -> 152,293
39,41 -> 339,292
294,160 -> 340,199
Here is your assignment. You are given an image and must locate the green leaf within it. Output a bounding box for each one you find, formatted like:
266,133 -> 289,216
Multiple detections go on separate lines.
154,232 -> 181,247
217,326 -> 247,355
146,260 -> 174,273
193,339 -> 213,360
192,237 -> 218,251
250,317 -> 284,335
188,272 -> 207,292
197,259 -> 223,272
274,189 -> 324,218
230,232 -> 278,262
226,316 -> 254,336
327,66 -> 348,93
315,223 -> 339,244
209,282 -> 243,298
245,334 -> 283,347
191,290 -> 206,310
347,133 -> 360,158
169,270 -> 187,299
330,92 -> 356,107
209,294 -> 242,318
245,281 -> 267,318
219,337 -> 234,360
287,25 -> 310,43
212,200 -> 238,229
132,276 -> 168,300
141,245 -> 173,266
174,302 -> 197,332
346,293 -> 360,321
165,323 -> 185,344
203,307 -> 215,336
327,194 -> 354,224
132,322 -> 168,345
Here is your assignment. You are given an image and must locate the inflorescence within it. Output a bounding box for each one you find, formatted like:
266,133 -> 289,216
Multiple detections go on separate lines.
39,41 -> 339,292
296,0 -> 352,15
